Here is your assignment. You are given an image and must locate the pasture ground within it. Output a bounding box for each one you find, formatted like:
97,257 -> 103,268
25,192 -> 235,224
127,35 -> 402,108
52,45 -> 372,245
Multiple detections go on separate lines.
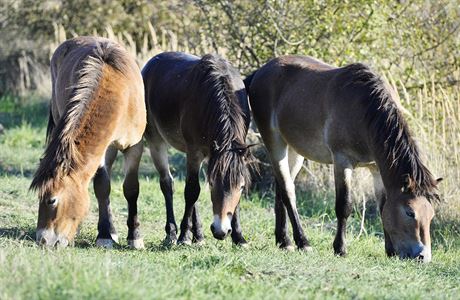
0,98 -> 458,299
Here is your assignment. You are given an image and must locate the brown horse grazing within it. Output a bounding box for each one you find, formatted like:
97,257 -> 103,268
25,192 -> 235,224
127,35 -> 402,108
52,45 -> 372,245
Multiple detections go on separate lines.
30,37 -> 146,248
142,52 -> 252,245
245,55 -> 441,262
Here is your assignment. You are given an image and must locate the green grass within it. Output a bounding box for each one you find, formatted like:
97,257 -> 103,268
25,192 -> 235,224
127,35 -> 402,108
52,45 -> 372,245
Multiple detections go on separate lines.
0,99 -> 459,299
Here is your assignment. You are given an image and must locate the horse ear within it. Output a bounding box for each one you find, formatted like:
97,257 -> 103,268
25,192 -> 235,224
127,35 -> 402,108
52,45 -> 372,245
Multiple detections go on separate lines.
401,174 -> 414,193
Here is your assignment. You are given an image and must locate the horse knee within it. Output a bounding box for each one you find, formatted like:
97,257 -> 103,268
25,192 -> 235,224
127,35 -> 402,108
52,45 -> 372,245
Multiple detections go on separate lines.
123,174 -> 139,201
94,168 -> 110,199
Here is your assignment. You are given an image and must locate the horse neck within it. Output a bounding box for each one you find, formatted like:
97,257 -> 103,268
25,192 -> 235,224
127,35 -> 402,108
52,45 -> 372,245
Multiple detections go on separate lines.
373,151 -> 402,196
369,124 -> 419,196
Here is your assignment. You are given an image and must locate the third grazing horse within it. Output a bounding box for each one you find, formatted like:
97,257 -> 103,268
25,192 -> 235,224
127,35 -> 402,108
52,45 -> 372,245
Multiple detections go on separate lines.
244,55 -> 441,262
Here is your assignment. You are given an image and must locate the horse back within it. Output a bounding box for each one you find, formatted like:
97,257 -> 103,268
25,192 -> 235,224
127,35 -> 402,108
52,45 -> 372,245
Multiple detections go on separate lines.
249,55 -> 375,163
142,52 -> 249,154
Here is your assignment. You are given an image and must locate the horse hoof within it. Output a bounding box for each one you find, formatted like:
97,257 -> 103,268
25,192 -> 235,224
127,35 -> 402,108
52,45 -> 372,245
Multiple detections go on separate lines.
128,239 -> 145,249
178,239 -> 192,246
96,238 -> 115,249
193,239 -> 205,246
237,241 -> 249,248
233,236 -> 248,248
163,236 -> 177,246
299,246 -> 313,252
193,234 -> 205,244
280,244 -> 296,252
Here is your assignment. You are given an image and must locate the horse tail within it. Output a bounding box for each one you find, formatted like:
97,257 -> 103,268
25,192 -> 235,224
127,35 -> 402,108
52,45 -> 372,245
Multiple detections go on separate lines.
243,71 -> 257,92
45,105 -> 55,144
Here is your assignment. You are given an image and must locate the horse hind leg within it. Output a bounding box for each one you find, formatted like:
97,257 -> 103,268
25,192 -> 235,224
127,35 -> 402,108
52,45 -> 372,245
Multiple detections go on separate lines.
332,154 -> 353,256
147,136 -> 177,245
122,141 -> 144,249
275,147 -> 305,249
94,145 -> 118,248
275,182 -> 291,249
267,138 -> 310,251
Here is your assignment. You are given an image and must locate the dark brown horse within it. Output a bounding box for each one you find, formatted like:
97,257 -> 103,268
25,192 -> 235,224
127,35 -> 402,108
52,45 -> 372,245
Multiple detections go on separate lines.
142,52 -> 252,245
30,37 -> 146,248
245,55 -> 441,262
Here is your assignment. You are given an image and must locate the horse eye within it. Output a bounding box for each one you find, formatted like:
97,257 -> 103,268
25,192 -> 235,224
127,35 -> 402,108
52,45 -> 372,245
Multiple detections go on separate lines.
406,210 -> 415,219
47,197 -> 58,207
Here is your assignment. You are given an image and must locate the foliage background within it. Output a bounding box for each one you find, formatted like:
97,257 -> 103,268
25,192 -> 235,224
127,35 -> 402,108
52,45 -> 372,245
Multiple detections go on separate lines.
1,0 -> 459,96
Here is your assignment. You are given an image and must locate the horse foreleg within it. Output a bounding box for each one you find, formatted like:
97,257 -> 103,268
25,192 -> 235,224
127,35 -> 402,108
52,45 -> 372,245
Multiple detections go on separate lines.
123,141 -> 144,249
230,204 -> 247,246
191,204 -> 204,244
178,155 -> 201,245
369,166 -> 395,257
94,146 -> 118,248
332,155 -> 353,256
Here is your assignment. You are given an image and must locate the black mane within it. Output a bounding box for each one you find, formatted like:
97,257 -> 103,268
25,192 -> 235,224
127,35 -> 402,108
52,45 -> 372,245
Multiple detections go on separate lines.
195,54 -> 251,188
343,63 -> 439,201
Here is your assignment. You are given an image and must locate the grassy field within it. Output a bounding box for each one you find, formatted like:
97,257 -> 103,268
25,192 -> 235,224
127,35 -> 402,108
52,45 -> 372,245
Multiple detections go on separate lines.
0,98 -> 459,299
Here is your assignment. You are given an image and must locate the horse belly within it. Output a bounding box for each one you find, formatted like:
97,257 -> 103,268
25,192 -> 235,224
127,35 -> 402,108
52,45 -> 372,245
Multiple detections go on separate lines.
152,117 -> 187,152
277,102 -> 333,164
281,128 -> 333,164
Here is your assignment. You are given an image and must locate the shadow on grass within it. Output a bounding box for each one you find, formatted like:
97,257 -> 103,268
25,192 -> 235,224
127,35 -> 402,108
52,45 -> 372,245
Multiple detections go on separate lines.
0,226 -> 36,242
0,164 -> 35,177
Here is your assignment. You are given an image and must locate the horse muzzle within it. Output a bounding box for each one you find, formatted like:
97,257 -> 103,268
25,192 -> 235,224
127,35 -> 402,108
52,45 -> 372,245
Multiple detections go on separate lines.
36,228 -> 69,248
210,215 -> 232,240
398,243 -> 431,263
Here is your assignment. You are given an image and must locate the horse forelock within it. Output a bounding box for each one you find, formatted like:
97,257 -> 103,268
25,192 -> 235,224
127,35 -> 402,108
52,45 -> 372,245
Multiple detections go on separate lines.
344,64 -> 439,202
30,40 -> 129,199
196,54 -> 250,189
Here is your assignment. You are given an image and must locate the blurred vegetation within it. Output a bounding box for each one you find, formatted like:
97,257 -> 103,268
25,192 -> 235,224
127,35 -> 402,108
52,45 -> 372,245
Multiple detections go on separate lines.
1,0 -> 459,96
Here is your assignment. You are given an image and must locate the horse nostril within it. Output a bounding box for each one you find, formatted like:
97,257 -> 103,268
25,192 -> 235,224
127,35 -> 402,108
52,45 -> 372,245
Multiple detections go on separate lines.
417,254 -> 424,261
39,237 -> 47,245
227,228 -> 232,235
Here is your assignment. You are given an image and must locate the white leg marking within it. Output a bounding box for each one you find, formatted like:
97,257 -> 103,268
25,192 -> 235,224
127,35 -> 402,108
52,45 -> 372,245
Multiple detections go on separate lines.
110,233 -> 119,244
128,238 -> 145,249
344,168 -> 353,187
